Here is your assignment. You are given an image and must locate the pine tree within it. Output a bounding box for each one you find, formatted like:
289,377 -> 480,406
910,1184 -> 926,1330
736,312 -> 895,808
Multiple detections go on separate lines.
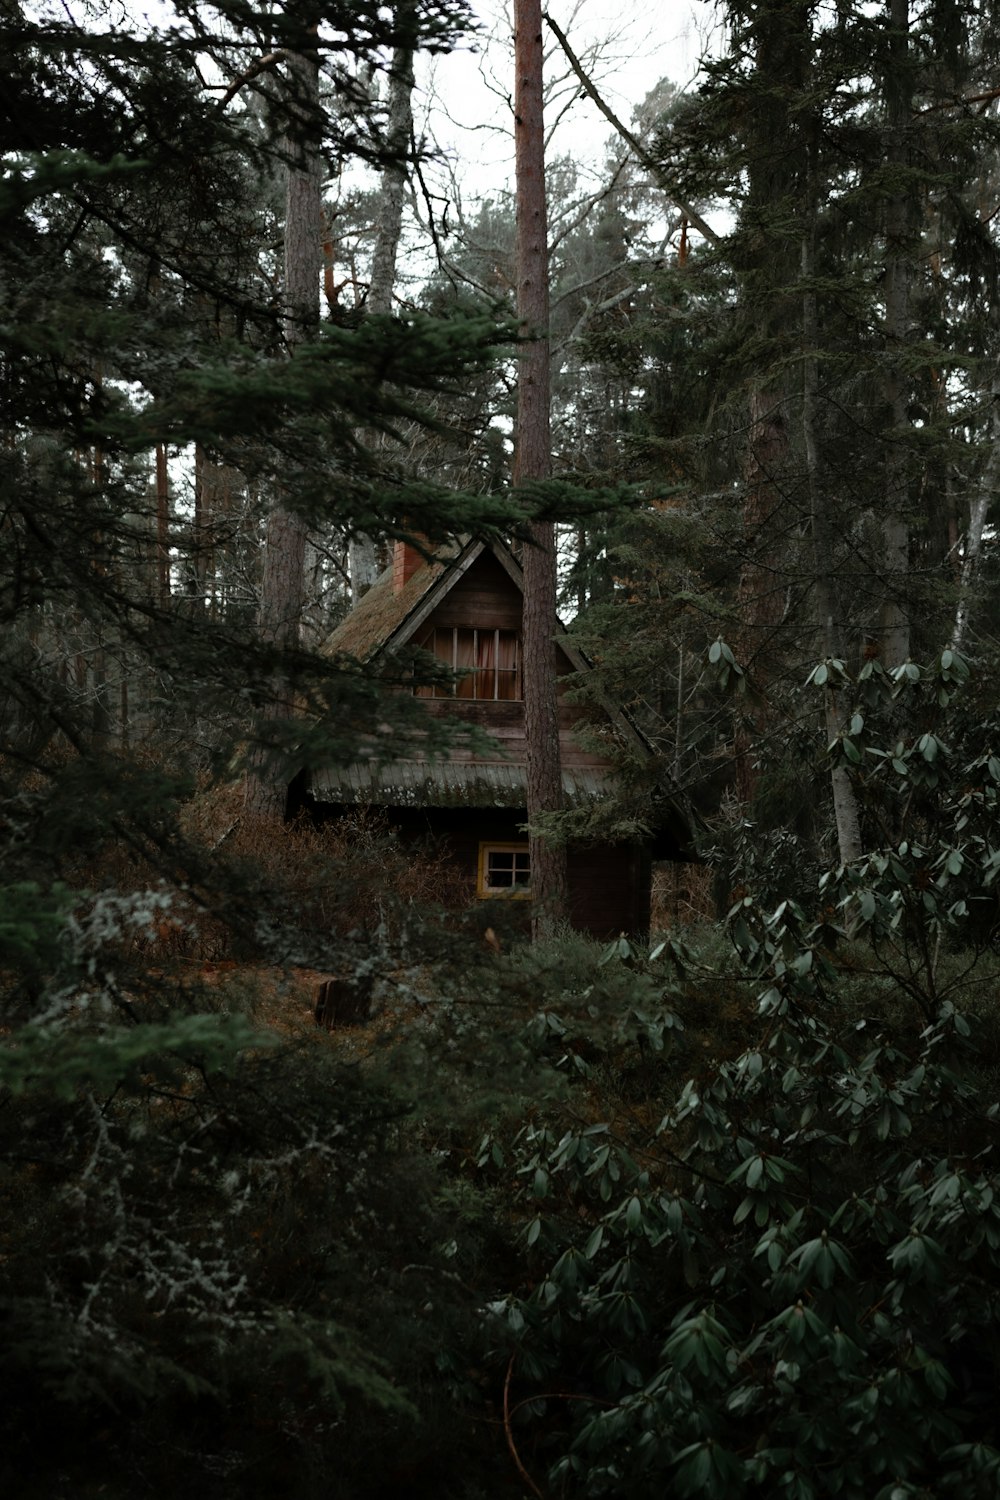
513,0 -> 570,937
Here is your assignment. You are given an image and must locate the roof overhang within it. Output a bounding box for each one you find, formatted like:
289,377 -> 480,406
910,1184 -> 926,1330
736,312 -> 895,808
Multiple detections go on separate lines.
309,760 -> 610,810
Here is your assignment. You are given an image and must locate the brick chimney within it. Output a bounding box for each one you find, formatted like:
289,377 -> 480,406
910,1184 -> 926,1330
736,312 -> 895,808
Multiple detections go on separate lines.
392,537 -> 426,593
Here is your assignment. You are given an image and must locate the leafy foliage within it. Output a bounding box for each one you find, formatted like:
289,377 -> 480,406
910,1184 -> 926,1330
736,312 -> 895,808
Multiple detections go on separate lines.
476,660 -> 1000,1498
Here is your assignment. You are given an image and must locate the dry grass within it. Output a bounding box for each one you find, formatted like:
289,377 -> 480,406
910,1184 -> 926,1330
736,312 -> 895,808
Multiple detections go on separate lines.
651,860 -> 715,930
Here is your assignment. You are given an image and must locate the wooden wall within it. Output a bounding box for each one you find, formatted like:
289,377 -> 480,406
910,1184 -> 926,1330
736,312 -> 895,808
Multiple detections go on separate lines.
346,805 -> 651,939
305,548 -> 656,939
418,550 -> 612,771
427,551 -> 524,631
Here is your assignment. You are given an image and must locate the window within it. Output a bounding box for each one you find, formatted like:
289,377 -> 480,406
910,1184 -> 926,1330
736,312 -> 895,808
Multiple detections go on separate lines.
477,842 -> 531,898
416,627 -> 521,700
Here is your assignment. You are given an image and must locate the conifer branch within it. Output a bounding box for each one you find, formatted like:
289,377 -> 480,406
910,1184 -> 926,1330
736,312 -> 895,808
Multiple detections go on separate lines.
919,84 -> 1000,113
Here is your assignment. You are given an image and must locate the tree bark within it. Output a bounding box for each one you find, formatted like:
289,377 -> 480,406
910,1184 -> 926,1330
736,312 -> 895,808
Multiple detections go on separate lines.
349,24 -> 416,600
244,43 -> 319,819
155,442 -> 170,610
802,206 -> 863,864
879,0 -> 913,667
951,353 -> 1000,652
514,0 -> 568,939
733,388 -> 787,807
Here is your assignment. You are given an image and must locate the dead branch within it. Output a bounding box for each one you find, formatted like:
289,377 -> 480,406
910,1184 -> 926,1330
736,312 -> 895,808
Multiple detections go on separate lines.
919,85 -> 1000,114
542,11 -> 721,247
503,1353 -> 545,1500
216,50 -> 289,109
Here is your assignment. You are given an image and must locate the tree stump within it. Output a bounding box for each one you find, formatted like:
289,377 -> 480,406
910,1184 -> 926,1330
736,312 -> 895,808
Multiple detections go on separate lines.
314,973 -> 374,1029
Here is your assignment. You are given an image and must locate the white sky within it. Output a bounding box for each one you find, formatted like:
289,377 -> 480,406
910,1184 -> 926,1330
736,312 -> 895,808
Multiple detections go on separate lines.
417,0 -> 720,195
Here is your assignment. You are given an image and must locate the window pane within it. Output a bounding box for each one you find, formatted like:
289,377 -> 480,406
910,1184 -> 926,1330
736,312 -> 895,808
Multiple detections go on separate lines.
485,847 -> 530,892
413,627 -> 449,696
415,628 -> 522,700
476,630 -> 497,699
455,629 -> 477,698
496,632 -> 520,700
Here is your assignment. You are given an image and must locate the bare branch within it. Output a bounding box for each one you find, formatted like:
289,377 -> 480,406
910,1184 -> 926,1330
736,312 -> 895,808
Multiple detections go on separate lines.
542,10 -> 721,246
215,49 -> 289,109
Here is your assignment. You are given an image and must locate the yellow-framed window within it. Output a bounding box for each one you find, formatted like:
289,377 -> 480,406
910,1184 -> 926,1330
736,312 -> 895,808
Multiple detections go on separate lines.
477,842 -> 531,898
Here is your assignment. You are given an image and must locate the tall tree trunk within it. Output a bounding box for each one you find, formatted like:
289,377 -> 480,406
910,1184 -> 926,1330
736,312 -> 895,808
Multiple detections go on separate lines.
730,0 -> 807,809
733,389 -> 787,806
802,197 -> 863,864
952,354 -> 1000,652
514,0 -> 569,939
244,43 -> 320,819
879,0 -> 914,667
349,22 -> 416,600
155,442 -> 171,610
367,35 -> 414,316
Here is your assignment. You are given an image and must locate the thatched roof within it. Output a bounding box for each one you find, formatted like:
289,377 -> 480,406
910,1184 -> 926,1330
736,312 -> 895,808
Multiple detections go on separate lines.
323,539 -> 464,661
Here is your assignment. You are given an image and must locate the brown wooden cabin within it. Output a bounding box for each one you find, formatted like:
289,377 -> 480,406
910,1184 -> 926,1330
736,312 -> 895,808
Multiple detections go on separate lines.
292,537 -> 692,940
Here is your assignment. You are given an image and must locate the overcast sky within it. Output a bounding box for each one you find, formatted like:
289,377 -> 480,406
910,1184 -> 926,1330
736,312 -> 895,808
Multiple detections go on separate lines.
417,0 -> 720,195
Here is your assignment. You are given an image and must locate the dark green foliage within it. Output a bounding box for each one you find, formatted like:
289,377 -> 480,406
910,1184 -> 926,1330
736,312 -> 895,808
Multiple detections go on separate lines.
0,4 -> 536,1494
8,1 -> 1000,1495
0,1022 -> 489,1498
475,660 -> 1000,1497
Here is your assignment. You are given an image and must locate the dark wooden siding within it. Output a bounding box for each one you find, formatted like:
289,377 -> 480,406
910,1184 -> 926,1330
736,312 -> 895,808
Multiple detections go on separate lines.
428,551 -> 523,631
416,698 -> 611,771
423,550 -> 573,674
568,842 -> 651,940
319,802 -> 651,939
310,546 -> 655,937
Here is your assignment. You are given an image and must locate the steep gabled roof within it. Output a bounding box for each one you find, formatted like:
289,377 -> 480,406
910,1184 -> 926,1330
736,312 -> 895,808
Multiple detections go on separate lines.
323,536 -> 651,757
323,536 -> 478,662
313,536 -> 696,856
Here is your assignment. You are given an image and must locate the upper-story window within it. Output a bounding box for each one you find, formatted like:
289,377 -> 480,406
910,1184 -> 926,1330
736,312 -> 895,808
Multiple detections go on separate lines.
415,627 -> 522,700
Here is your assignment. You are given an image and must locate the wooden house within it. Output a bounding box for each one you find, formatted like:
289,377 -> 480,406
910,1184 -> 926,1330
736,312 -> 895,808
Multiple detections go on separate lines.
293,537 -> 692,939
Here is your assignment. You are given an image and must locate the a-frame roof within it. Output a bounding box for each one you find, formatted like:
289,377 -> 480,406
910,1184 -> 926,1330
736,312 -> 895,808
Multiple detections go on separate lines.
323,536 -> 651,757
314,536 -> 695,855
322,536 -> 467,661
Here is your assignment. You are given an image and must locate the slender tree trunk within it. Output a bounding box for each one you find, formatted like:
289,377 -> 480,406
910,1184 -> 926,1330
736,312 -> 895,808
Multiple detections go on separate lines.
245,43 -> 319,819
952,354 -> 1000,652
155,442 -> 171,610
802,204 -> 863,863
733,388 -> 787,806
879,0 -> 913,667
368,37 -> 413,316
514,0 -> 568,939
349,22 -> 416,600
192,443 -> 208,609
729,0 -> 808,809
